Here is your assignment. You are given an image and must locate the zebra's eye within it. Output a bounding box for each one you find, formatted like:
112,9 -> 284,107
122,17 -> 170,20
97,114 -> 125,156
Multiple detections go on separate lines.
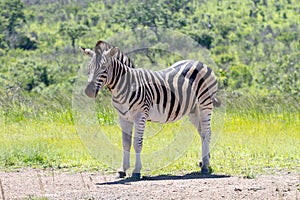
102,68 -> 107,74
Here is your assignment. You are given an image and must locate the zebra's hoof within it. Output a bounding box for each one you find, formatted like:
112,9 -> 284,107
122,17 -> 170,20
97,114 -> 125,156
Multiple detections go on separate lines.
131,173 -> 141,179
200,168 -> 210,175
117,171 -> 126,178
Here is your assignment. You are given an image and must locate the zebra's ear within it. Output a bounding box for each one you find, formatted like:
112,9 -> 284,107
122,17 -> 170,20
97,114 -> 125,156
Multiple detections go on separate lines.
95,40 -> 114,55
79,47 -> 95,57
108,47 -> 119,57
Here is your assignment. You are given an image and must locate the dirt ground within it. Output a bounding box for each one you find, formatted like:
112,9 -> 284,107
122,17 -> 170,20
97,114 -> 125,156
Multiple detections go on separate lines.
0,169 -> 299,200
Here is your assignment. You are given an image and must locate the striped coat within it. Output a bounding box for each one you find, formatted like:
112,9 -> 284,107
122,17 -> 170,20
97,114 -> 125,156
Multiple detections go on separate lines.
82,42 -> 220,179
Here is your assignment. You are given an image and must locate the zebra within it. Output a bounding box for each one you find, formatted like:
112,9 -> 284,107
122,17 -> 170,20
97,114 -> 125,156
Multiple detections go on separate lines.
81,41 -> 220,179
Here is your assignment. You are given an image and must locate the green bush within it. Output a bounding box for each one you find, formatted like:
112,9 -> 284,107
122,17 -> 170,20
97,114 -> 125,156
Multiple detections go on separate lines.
228,65 -> 253,90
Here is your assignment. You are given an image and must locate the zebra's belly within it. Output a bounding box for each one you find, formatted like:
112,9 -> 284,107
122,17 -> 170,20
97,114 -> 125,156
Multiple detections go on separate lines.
147,104 -> 190,123
147,109 -> 169,123
113,100 -> 194,123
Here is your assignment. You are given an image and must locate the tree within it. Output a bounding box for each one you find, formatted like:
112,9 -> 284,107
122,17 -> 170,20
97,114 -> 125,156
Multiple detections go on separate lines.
59,22 -> 89,49
0,0 -> 26,36
252,0 -> 260,7
15,33 -> 37,50
0,0 -> 37,50
259,53 -> 300,99
189,31 -> 214,49
112,0 -> 195,33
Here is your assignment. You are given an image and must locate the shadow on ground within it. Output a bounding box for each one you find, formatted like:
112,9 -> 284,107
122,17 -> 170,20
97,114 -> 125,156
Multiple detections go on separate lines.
96,172 -> 230,185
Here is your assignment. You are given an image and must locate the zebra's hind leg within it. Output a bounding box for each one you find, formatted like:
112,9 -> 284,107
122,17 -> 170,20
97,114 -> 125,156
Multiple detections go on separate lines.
118,116 -> 133,178
188,105 -> 212,174
199,106 -> 213,174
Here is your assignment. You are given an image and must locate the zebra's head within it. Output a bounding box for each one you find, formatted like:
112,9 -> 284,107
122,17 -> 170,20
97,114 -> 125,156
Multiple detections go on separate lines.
80,45 -> 118,98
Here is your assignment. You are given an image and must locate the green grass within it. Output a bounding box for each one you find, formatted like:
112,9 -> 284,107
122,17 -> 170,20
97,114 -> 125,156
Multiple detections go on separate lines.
182,111 -> 299,177
0,120 -> 95,169
0,109 -> 299,177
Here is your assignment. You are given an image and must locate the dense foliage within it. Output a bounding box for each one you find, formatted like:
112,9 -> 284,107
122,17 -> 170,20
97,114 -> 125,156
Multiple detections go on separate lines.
0,0 -> 299,115
0,0 -> 299,175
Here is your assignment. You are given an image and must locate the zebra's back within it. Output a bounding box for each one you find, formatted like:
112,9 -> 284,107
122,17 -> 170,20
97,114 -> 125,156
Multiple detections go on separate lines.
149,60 -> 217,123
117,60 -> 218,123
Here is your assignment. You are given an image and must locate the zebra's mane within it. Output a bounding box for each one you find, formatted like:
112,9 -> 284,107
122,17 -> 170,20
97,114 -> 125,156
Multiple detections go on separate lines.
95,40 -> 135,68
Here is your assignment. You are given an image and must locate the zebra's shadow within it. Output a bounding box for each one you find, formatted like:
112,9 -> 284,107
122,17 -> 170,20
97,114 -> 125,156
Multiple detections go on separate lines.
96,172 -> 230,185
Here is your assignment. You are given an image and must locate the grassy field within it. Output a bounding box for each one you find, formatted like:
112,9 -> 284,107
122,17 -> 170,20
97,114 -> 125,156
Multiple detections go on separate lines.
0,104 -> 299,178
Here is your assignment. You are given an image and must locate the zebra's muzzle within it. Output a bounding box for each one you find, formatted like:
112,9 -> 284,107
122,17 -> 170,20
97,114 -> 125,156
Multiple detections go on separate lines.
85,81 -> 98,98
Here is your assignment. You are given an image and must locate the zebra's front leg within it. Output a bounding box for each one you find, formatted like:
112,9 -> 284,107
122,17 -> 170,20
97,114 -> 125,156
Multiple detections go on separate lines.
132,115 -> 146,179
118,117 -> 133,178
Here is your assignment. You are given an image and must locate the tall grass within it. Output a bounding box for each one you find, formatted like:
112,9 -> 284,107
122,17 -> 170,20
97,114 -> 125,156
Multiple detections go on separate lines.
0,90 -> 299,177
0,89 -> 99,170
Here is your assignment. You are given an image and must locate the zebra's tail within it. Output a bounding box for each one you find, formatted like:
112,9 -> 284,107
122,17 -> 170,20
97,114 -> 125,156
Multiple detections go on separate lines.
212,95 -> 221,107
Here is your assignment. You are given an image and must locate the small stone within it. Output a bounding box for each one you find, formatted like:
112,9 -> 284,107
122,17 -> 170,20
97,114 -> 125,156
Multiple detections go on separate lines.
234,188 -> 242,192
282,188 -> 289,192
248,186 -> 265,191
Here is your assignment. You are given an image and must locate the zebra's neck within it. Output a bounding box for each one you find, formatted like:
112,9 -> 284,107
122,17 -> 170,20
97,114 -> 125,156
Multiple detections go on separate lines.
107,59 -> 132,102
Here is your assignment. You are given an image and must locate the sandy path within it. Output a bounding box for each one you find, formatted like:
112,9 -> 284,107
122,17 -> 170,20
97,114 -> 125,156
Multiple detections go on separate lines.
0,169 -> 299,199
